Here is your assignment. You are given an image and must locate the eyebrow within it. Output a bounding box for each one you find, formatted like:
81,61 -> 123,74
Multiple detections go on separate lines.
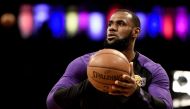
109,19 -> 128,25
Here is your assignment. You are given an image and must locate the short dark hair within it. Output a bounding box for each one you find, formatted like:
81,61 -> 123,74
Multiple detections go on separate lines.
115,9 -> 141,28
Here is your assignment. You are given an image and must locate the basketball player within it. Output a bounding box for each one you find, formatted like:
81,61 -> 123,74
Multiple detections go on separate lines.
46,9 -> 173,109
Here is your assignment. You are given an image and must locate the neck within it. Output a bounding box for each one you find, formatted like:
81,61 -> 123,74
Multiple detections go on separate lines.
121,43 -> 136,62
122,50 -> 135,62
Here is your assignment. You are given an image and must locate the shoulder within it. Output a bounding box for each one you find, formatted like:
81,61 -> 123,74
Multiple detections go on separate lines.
137,52 -> 166,74
137,52 -> 170,85
70,52 -> 96,66
79,52 -> 96,64
63,51 -> 96,79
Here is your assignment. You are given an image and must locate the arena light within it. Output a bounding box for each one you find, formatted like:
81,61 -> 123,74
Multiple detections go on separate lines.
33,4 -> 50,33
162,13 -> 173,40
172,70 -> 190,108
136,12 -> 147,40
175,7 -> 188,41
78,11 -> 89,32
48,10 -> 65,39
1,13 -> 16,28
106,5 -> 121,23
189,15 -> 190,37
173,98 -> 190,108
88,12 -> 105,41
18,4 -> 33,39
66,8 -> 78,38
172,70 -> 190,95
147,6 -> 162,39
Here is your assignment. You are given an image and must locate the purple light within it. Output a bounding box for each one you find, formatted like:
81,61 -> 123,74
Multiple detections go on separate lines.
79,11 -> 89,32
175,7 -> 188,41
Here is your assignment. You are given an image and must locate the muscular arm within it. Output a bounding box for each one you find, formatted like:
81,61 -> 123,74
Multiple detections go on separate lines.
53,79 -> 95,109
46,54 -> 92,109
129,86 -> 168,109
128,66 -> 173,109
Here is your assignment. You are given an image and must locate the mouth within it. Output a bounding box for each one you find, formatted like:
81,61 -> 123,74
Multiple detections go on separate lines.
107,34 -> 117,41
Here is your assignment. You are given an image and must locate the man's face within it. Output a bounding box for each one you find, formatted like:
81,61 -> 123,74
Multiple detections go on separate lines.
104,11 -> 134,51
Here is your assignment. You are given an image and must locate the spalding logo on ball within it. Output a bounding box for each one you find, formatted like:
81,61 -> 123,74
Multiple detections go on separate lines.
87,48 -> 131,93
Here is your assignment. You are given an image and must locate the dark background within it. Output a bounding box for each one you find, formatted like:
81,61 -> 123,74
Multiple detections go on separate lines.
1,0 -> 190,109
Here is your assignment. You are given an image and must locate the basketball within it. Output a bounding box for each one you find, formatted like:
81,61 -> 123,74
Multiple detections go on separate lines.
87,48 -> 131,93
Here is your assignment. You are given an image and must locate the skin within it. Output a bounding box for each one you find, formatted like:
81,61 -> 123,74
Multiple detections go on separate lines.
106,11 -> 141,97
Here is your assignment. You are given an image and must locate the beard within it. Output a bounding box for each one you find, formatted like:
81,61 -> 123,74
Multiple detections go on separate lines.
103,34 -> 131,51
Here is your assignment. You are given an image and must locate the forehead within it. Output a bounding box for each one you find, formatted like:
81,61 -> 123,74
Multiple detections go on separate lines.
109,11 -> 133,22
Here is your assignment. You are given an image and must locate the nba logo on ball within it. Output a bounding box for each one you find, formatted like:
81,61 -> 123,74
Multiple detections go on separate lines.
87,49 -> 131,92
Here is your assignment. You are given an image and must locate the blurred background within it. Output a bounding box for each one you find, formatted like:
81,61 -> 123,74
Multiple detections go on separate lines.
1,0 -> 190,109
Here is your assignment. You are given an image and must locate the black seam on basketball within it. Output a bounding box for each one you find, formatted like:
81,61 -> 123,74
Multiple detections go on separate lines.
92,52 -> 129,64
88,66 -> 129,73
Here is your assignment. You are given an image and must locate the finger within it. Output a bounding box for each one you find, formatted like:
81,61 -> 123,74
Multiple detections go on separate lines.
115,80 -> 134,88
129,62 -> 134,77
121,74 -> 135,83
108,91 -> 122,96
111,85 -> 126,91
108,92 -> 119,96
109,86 -> 131,96
109,91 -> 129,96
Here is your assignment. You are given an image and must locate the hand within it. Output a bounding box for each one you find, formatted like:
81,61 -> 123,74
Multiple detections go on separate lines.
108,62 -> 138,97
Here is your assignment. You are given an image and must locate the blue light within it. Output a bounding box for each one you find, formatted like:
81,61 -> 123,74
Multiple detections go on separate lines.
147,6 -> 162,38
48,10 -> 65,39
33,4 -> 50,33
136,12 -> 147,40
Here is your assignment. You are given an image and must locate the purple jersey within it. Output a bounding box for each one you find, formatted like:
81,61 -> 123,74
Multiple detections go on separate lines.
46,52 -> 173,109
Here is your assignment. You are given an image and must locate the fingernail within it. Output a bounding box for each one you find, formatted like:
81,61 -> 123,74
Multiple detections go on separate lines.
122,74 -> 127,78
112,85 -> 115,89
115,80 -> 118,84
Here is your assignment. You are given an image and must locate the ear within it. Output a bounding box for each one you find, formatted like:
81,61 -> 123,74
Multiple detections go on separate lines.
132,27 -> 140,38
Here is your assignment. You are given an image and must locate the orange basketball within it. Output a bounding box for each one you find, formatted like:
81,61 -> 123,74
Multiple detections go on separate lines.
87,49 -> 131,93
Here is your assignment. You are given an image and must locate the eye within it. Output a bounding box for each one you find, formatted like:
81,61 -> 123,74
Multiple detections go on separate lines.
108,22 -> 112,27
118,21 -> 125,26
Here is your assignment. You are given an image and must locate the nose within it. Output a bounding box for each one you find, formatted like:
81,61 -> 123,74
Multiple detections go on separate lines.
108,24 -> 117,31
